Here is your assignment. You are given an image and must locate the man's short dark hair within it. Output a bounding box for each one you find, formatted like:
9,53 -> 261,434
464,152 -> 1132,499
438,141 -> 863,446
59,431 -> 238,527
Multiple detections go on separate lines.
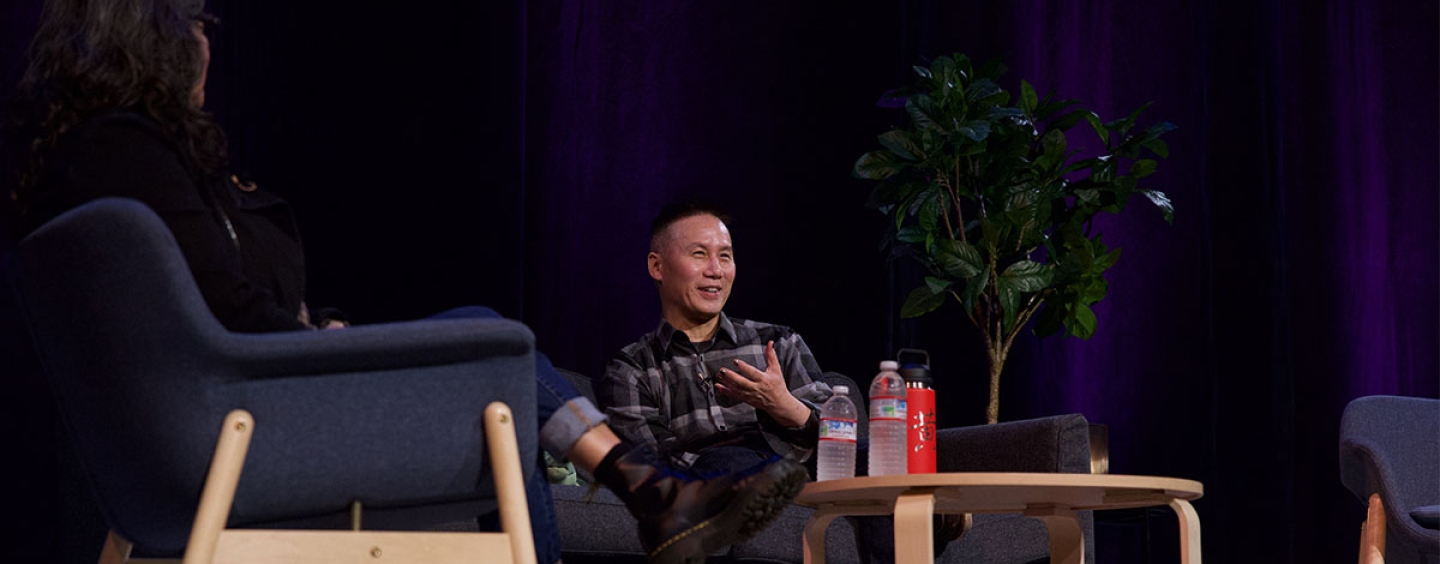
649,201 -> 733,252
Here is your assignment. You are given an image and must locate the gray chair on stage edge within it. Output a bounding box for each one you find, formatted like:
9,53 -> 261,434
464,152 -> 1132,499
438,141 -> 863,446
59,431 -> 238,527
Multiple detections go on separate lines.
11,197 -> 541,564
550,370 -> 1096,564
1340,395 -> 1440,564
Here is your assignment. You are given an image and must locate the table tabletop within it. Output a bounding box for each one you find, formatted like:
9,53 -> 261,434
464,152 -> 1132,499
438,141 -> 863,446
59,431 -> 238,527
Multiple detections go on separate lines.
796,472 -> 1203,514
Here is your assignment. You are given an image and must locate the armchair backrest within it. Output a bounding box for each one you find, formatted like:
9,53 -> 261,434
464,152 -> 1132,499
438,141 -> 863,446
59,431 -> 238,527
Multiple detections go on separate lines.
14,198 -> 540,555
1340,395 -> 1440,546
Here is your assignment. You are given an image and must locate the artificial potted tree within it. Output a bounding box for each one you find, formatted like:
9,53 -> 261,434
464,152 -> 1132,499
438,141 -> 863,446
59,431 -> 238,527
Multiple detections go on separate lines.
853,54 -> 1175,424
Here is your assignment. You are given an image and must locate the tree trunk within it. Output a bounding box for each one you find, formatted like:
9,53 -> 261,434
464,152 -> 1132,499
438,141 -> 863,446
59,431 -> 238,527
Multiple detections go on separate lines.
985,343 -> 1007,424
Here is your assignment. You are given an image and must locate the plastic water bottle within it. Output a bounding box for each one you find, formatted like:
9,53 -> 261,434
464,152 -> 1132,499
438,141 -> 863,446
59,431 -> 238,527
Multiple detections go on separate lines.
867,360 -> 909,476
817,385 -> 857,481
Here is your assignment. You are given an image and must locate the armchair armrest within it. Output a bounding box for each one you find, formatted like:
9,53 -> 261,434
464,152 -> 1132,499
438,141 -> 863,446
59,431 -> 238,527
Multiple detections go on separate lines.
212,317 -> 535,379
934,414 -> 1092,474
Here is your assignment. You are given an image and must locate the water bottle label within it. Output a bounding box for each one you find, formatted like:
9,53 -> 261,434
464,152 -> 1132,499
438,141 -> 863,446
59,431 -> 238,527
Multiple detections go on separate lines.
819,418 -> 857,443
869,397 -> 907,421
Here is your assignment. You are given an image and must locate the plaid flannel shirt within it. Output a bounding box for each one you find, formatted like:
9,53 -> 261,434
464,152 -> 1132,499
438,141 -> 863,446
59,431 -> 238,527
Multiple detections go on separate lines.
598,314 -> 833,464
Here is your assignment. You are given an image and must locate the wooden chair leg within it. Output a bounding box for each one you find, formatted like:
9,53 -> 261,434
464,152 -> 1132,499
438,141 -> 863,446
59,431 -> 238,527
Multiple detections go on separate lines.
1360,493 -> 1386,564
486,402 -> 537,564
115,407 -> 533,564
182,410 -> 254,564
98,531 -> 132,564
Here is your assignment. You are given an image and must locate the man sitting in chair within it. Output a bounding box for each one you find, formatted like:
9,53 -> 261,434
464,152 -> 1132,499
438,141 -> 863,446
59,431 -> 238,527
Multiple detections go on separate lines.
598,202 -> 833,477
598,202 -> 965,564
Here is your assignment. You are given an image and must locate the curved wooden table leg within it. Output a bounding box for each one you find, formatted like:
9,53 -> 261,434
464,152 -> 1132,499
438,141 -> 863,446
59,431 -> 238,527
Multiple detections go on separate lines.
893,492 -> 936,564
803,507 -> 843,564
1169,498 -> 1202,564
1025,506 -> 1083,564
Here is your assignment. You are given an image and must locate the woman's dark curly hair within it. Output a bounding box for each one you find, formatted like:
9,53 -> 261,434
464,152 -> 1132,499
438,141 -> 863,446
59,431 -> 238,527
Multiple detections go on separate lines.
5,0 -> 226,214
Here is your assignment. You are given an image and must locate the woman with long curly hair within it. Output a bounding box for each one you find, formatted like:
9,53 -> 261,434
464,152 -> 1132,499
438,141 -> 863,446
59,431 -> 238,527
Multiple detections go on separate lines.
10,0 -> 223,214
4,1 -> 808,563
5,0 -> 297,330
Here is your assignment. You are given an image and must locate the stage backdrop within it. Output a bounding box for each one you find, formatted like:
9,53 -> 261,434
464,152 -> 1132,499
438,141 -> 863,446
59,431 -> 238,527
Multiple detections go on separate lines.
1,0 -> 1435,562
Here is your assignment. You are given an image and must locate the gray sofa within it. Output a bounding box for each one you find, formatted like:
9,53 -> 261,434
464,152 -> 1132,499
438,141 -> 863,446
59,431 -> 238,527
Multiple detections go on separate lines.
552,370 -> 1096,564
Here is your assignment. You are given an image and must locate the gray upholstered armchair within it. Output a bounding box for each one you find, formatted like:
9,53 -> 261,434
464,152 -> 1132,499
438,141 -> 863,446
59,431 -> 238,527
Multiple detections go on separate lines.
11,197 -> 542,564
1340,395 -> 1440,564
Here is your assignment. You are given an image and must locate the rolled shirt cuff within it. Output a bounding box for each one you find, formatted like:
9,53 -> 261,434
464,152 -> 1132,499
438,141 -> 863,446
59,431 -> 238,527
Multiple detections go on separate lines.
539,396 -> 609,461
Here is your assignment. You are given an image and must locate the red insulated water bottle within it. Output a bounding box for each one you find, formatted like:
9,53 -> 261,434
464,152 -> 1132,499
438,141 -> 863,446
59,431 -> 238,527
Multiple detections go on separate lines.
898,348 -> 936,474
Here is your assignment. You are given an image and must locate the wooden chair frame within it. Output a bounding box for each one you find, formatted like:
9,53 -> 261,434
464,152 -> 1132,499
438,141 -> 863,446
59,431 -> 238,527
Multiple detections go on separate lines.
1359,493 -> 1387,564
97,403 -> 536,564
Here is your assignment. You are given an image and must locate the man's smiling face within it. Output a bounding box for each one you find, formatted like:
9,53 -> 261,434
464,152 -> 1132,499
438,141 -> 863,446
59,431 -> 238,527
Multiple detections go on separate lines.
649,213 -> 735,329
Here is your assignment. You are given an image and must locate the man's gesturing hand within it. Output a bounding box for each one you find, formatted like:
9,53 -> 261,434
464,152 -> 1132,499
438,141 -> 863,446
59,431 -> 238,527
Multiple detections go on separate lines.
715,341 -> 811,427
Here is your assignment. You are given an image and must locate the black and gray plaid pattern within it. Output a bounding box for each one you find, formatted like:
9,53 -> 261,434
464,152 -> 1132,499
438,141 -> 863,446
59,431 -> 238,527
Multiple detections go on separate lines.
598,314 -> 833,463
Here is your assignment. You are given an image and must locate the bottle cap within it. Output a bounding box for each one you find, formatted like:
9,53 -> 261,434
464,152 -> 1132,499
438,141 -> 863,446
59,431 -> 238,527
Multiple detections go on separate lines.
879,360 -> 899,371
897,348 -> 932,386
833,385 -> 849,395
899,364 -> 932,385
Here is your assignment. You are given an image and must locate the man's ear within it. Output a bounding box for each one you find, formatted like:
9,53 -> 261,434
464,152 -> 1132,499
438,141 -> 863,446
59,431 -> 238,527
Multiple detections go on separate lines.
647,251 -> 663,283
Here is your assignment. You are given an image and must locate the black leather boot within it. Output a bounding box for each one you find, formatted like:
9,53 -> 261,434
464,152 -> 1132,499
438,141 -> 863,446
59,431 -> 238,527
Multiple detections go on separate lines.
593,442 -> 808,564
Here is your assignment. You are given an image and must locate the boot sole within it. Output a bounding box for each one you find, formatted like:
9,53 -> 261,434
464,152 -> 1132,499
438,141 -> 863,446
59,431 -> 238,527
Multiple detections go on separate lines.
648,459 -> 809,564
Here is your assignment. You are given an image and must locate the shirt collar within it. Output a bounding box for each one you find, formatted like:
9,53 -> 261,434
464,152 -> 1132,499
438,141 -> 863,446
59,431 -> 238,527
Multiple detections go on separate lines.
657,312 -> 737,351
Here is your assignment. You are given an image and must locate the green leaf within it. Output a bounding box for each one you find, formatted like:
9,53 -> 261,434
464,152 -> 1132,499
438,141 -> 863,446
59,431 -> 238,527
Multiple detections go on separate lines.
878,130 -> 924,161
913,65 -> 933,79
1034,299 -> 1066,338
1140,190 -> 1175,223
854,150 -> 905,180
901,285 -> 946,318
1115,121 -> 1178,159
1067,303 -> 1097,339
1094,246 -> 1122,270
999,260 -> 1052,293
935,240 -> 984,278
1130,159 -> 1158,178
1033,97 -> 1079,121
966,79 -> 1004,105
906,95 -> 942,132
1142,137 -> 1169,158
924,276 -> 952,294
998,284 -> 1020,332
1004,186 -> 1038,213
896,225 -> 927,244
1041,129 -> 1067,159
1141,121 -> 1178,140
961,265 -> 990,310
989,107 -> 1026,120
1050,110 -> 1089,131
866,178 -> 926,209
1061,157 -> 1103,175
919,195 -> 942,233
1106,102 -> 1153,136
1079,276 -> 1108,304
1020,80 -> 1038,114
956,121 -> 992,142
1083,111 -> 1110,146
930,56 -> 958,85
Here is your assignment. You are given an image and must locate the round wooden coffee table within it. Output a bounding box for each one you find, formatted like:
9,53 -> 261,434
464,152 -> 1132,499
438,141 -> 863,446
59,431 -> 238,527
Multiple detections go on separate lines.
795,473 -> 1203,564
